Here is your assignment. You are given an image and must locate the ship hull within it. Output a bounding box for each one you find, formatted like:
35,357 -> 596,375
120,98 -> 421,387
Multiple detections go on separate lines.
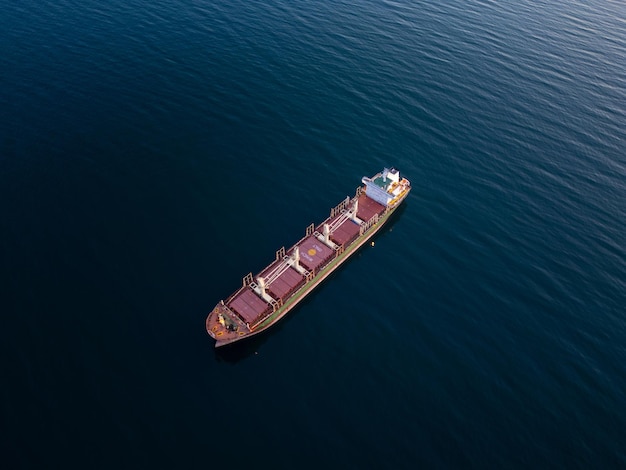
206,171 -> 410,348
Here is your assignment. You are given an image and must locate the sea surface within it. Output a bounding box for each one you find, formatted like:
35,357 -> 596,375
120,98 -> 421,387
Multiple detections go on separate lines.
2,0 -> 625,468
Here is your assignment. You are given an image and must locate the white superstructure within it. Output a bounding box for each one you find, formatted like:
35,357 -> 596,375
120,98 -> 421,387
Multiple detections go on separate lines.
361,167 -> 410,208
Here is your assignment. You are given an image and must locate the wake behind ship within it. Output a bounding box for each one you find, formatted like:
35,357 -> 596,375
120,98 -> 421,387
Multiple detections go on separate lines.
206,168 -> 410,347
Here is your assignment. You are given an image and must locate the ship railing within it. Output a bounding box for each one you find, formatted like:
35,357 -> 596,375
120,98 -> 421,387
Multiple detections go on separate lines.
359,213 -> 379,235
242,272 -> 254,287
275,246 -> 286,260
330,196 -> 351,218
270,298 -> 281,312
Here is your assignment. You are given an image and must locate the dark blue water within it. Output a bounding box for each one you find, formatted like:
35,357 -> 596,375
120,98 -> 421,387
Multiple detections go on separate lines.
2,0 -> 626,467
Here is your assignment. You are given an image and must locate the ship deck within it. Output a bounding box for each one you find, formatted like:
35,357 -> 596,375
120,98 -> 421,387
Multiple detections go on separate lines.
207,176 -> 410,347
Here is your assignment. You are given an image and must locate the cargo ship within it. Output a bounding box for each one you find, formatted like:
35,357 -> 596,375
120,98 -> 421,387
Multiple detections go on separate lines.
206,168 -> 411,347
